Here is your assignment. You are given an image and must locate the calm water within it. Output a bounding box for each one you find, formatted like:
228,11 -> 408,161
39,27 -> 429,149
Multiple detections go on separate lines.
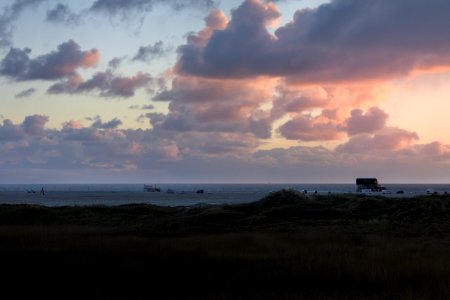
1,183 -> 449,194
0,183 -> 448,207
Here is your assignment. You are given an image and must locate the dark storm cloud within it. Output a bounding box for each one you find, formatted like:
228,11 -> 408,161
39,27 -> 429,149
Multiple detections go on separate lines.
177,0 -> 450,82
0,40 -> 99,81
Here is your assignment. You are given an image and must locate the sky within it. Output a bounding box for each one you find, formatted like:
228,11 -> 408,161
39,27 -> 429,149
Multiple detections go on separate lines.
1,0 -> 450,184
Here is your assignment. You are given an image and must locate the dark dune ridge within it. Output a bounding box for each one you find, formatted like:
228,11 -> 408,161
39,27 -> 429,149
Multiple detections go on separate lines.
1,190 -> 450,299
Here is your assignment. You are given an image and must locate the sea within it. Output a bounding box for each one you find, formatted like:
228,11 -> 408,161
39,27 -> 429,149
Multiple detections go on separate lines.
0,183 -> 448,207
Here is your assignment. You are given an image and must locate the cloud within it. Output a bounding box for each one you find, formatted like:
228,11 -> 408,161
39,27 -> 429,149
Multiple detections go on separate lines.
270,84 -> 390,141
3,0 -> 449,183
183,9 -> 228,48
46,3 -> 79,25
0,40 -> 99,81
278,114 -> 344,141
337,127 -> 419,153
1,114 -> 449,183
0,114 -> 48,142
0,0 -> 217,49
63,120 -> 83,130
141,104 -> 155,110
345,107 -> 389,136
91,117 -> 122,129
252,142 -> 450,183
108,57 -> 123,69
0,115 -> 187,178
176,0 -> 450,83
271,83 -> 382,120
419,142 -> 450,160
0,112 -> 449,183
148,76 -> 274,138
0,0 -> 46,48
0,119 -> 24,141
177,0 -> 279,78
48,70 -> 153,98
156,0 -> 445,150
132,41 -> 168,62
89,0 -> 217,20
22,114 -> 48,136
152,89 -> 174,102
168,131 -> 259,158
15,87 -> 36,98
271,85 -> 330,120
144,8 -> 280,139
129,104 -> 155,110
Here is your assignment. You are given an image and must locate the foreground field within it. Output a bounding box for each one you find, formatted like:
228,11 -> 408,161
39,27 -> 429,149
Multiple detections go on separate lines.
1,190 -> 449,299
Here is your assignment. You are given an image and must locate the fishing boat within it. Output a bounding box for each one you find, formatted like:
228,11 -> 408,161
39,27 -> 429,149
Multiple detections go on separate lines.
144,184 -> 161,192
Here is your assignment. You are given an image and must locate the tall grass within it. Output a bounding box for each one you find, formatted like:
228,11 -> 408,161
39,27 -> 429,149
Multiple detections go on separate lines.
1,192 -> 450,299
0,227 -> 449,299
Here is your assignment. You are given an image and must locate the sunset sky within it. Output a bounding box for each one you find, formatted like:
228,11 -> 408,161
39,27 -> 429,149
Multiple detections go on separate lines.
1,0 -> 450,183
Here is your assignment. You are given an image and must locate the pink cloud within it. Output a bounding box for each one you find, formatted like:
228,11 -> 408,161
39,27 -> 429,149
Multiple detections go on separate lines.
271,85 -> 329,120
63,120 -> 83,130
48,71 -> 153,98
278,114 -> 344,141
205,9 -> 228,30
420,142 -> 450,158
337,127 -> 419,153
81,49 -> 100,68
150,76 -> 275,138
108,72 -> 151,97
1,114 -> 450,183
0,40 -> 99,81
345,107 -> 389,136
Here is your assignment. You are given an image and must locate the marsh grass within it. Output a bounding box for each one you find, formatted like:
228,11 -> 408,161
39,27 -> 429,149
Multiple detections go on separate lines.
1,190 -> 450,299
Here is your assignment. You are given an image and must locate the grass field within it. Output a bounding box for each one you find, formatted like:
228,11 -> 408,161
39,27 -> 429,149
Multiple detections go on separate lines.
1,190 -> 449,299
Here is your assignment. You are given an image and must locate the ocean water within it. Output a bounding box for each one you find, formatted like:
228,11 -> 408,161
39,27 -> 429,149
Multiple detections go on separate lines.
0,183 -> 448,207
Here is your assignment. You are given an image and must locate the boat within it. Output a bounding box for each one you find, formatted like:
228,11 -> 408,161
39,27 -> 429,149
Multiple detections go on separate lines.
144,184 -> 161,192
356,178 -> 391,195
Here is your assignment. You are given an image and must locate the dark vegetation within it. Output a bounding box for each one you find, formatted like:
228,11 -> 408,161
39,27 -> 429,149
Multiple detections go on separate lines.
1,190 -> 450,299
